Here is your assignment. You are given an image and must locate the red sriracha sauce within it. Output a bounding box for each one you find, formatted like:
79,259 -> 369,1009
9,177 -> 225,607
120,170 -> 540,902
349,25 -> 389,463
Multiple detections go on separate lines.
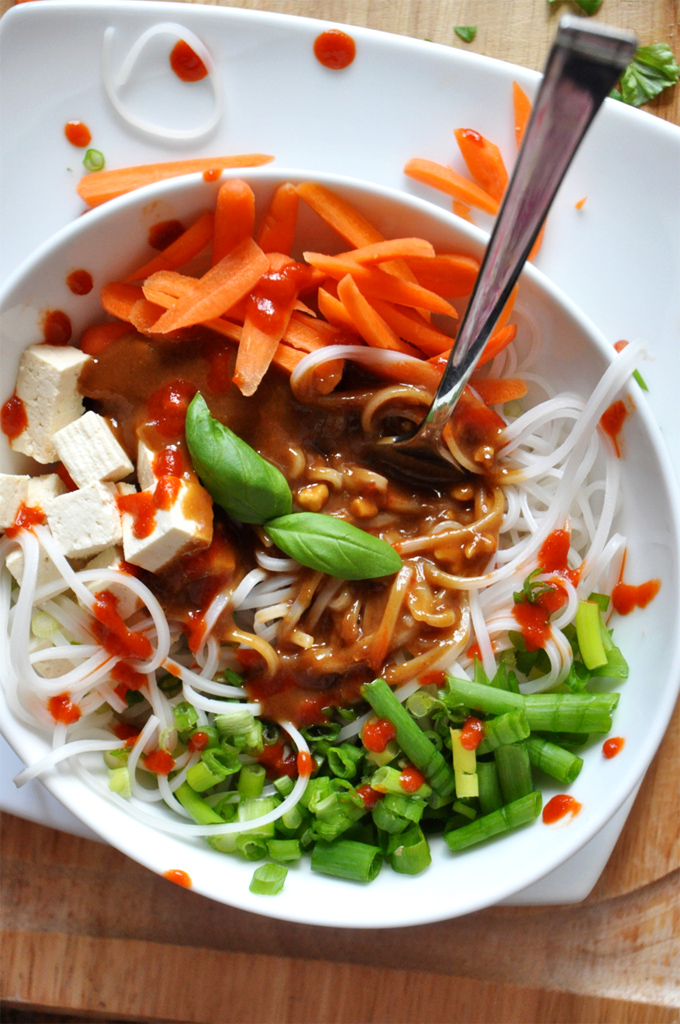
362,717 -> 397,753
600,399 -> 629,457
163,868 -> 192,887
170,39 -> 208,82
42,309 -> 72,346
66,269 -> 93,295
538,529 -> 580,586
64,120 -> 91,147
144,749 -> 175,775
399,765 -> 426,793
460,716 -> 484,751
91,590 -> 152,661
48,692 -> 81,725
313,29 -> 356,70
542,793 -> 582,825
603,736 -> 625,759
356,784 -> 382,809
111,661 -> 147,691
612,578 -> 660,615
5,504 -> 46,538
117,491 -> 156,539
188,731 -> 210,753
297,751 -> 314,778
146,379 -> 197,440
1,393 -> 28,441
112,721 -> 141,746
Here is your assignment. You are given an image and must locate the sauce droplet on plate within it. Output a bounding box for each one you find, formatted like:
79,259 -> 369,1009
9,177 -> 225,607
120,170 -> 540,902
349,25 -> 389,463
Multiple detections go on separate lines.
64,121 -> 92,147
42,309 -> 72,346
148,219 -> 185,251
603,736 -> 625,759
542,793 -> 582,825
1,393 -> 28,441
170,39 -> 208,82
163,869 -> 193,888
314,29 -> 356,70
66,269 -> 93,295
612,578 -> 660,615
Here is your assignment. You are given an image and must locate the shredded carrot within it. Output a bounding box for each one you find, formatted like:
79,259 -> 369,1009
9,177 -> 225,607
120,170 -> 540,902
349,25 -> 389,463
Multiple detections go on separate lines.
369,299 -> 454,356
80,321 -> 131,355
512,82 -> 532,149
212,179 -> 256,265
337,275 -> 419,356
126,212 -> 214,282
284,311 -> 345,352
76,154 -> 274,208
454,129 -> 508,203
317,287 -> 358,333
257,183 -> 299,255
404,158 -> 499,215
152,237 -> 269,332
100,282 -> 145,322
477,324 -> 518,367
575,196 -> 587,210
339,237 -> 435,264
129,298 -> 166,334
296,181 -> 384,246
405,253 -> 479,298
233,254 -> 298,397
453,200 -> 474,222
470,376 -> 528,405
303,252 -> 457,316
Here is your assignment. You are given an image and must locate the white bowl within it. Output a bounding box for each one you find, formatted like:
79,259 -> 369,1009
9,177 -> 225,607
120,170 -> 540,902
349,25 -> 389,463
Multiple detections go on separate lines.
1,167 -> 679,927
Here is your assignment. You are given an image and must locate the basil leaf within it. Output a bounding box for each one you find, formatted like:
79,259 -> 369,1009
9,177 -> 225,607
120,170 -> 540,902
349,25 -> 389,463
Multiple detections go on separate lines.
185,393 -> 292,524
547,0 -> 602,13
611,43 -> 680,106
265,513 -> 402,580
454,26 -> 477,43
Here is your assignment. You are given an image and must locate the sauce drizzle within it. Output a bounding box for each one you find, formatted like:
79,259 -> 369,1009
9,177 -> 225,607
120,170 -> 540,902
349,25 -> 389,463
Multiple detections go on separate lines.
170,39 -> 209,82
64,121 -> 92,147
542,793 -> 582,825
313,29 -> 356,70
603,736 -> 625,759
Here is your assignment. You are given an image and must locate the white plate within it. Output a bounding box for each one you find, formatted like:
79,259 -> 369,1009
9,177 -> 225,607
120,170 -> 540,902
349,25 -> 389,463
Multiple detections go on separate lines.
0,0 -> 679,919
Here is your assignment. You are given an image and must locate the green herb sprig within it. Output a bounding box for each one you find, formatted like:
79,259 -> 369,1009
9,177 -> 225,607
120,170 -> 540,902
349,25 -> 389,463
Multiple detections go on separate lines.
185,393 -> 402,581
454,26 -> 477,43
610,43 -> 680,107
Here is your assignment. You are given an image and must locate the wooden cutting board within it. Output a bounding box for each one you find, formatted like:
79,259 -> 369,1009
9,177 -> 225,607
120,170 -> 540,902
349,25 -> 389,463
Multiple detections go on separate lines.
1,0 -> 679,1020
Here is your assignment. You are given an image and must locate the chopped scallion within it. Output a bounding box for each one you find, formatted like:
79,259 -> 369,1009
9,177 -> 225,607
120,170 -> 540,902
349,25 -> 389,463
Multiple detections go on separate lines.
249,863 -> 287,895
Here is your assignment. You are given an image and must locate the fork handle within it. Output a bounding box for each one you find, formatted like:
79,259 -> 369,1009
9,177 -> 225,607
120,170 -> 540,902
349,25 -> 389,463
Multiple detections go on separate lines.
422,16 -> 637,440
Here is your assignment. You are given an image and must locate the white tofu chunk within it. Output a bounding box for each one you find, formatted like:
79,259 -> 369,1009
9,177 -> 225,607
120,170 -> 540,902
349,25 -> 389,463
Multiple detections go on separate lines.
136,440 -> 156,491
5,546 -> 64,589
82,545 -> 142,621
11,345 -> 90,463
121,479 -> 213,573
116,482 -> 137,497
26,473 -> 67,508
53,410 -> 133,488
0,473 -> 30,528
45,482 -> 123,560
29,635 -> 76,680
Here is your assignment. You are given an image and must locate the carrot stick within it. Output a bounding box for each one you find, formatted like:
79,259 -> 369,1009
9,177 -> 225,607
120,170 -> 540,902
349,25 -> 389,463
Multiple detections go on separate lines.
453,200 -> 474,223
284,311 -> 343,352
405,253 -> 479,298
317,287 -> 358,333
212,179 -> 256,265
202,316 -> 310,379
233,254 -> 298,397
100,282 -> 145,322
512,82 -> 532,149
152,237 -> 269,332
338,237 -> 435,264
129,298 -> 166,334
453,129 -> 508,203
404,158 -> 499,215
126,212 -> 214,282
470,376 -> 528,405
80,321 -> 131,355
257,183 -> 299,255
337,275 -> 419,356
369,298 -> 454,356
296,182 -> 384,246
303,252 -> 457,316
477,323 -> 518,367
76,154 -> 274,208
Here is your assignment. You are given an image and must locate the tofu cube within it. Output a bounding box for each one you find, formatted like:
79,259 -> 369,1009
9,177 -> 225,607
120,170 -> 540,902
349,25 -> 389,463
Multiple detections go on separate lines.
45,482 -> 123,559
11,345 -> 90,463
53,410 -> 133,488
121,479 -> 213,573
26,473 -> 67,508
81,545 -> 142,621
5,546 -> 65,589
136,440 -> 156,491
30,635 -> 76,679
0,473 -> 30,528
116,482 -> 137,498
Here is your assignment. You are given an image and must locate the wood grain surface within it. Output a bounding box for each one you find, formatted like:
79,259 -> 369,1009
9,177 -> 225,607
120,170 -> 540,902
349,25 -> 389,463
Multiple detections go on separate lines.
1,0 -> 679,1021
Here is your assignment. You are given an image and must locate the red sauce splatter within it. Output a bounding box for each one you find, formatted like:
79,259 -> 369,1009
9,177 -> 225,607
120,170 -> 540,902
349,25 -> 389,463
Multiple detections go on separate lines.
357,784 -> 382,809
314,29 -> 356,70
203,169 -> 221,182
362,717 -> 397,753
112,721 -> 140,744
201,337 -> 232,393
48,693 -> 81,725
170,39 -> 208,82
539,529 -> 580,586
144,749 -> 175,775
612,577 -> 660,615
399,765 -> 426,792
66,269 -> 93,295
513,600 -> 551,653
80,320 -> 131,356
42,310 -> 72,346
163,868 -> 192,887
458,128 -> 483,145
467,642 -> 483,662
297,751 -> 314,778
542,793 -> 582,825
460,716 -> 484,751
258,740 -> 297,779
153,446 -> 185,478
117,491 -> 156,539
64,121 -> 91,147
148,219 -> 185,251
164,661 -> 183,679
5,504 -> 46,538
146,379 -> 198,439
111,661 -> 147,691
419,670 -> 447,688
603,736 -> 625,759
54,462 -> 78,492
1,393 -> 28,441
614,340 -> 629,353
246,262 -> 314,335
188,731 -> 209,753
154,475 -> 182,511
600,399 -> 628,457
91,590 -> 152,661
183,610 -> 206,654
